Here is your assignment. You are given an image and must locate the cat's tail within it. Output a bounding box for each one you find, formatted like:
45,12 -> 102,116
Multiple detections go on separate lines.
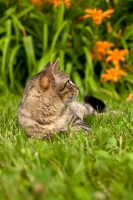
84,95 -> 124,116
84,95 -> 106,113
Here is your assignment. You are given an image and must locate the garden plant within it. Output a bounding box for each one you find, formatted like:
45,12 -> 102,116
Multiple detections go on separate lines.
0,0 -> 133,199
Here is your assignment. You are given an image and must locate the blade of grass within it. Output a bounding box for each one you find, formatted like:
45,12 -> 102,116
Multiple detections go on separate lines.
37,51 -> 56,72
8,45 -> 21,89
5,5 -> 16,17
23,36 -> 36,76
83,47 -> 97,91
51,21 -> 68,51
2,37 -> 10,77
60,23 -> 70,48
11,14 -> 24,30
113,15 -> 126,31
43,23 -> 48,54
53,2 -> 65,31
72,71 -> 84,94
59,50 -> 64,71
65,62 -> 72,76
6,19 -> 12,36
17,5 -> 34,18
123,26 -> 133,40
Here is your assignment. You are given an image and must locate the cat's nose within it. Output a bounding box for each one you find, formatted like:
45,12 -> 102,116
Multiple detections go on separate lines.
75,85 -> 79,90
73,83 -> 79,90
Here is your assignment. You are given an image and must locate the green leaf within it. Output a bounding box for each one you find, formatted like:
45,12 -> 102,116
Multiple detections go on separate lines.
22,36 -> 36,76
17,5 -> 34,18
12,17 -> 20,44
123,26 -> 133,40
113,15 -> 126,31
8,45 -> 21,88
83,47 -> 93,75
43,23 -> 48,54
11,14 -> 24,30
72,71 -> 84,94
53,2 -> 65,31
51,21 -> 68,51
86,26 -> 95,37
59,50 -> 65,71
0,25 -> 5,34
2,37 -> 10,76
83,47 -> 97,91
65,62 -> 72,76
5,6 -> 16,16
37,51 -> 56,72
6,19 -> 12,37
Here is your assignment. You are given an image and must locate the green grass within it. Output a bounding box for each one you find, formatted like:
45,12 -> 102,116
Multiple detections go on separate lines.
0,94 -> 133,200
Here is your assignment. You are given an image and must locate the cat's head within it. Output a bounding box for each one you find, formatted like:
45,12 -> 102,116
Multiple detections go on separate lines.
39,58 -> 79,104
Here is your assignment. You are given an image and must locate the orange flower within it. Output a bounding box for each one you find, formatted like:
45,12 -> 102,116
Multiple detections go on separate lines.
101,67 -> 126,82
127,93 -> 133,101
30,0 -> 71,7
47,0 -> 71,7
30,0 -> 43,5
91,41 -> 114,61
83,8 -> 114,25
106,48 -> 129,68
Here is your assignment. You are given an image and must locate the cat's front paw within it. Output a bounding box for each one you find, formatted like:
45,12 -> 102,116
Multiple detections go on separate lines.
74,125 -> 91,134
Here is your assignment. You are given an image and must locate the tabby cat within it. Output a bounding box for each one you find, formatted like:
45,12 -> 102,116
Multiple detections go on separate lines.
18,58 -> 105,139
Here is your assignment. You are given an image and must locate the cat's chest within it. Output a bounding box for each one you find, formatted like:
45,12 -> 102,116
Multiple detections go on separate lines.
36,110 -> 69,133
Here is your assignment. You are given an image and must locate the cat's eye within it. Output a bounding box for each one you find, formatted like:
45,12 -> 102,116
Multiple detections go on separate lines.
60,79 -> 74,91
60,80 -> 69,91
68,80 -> 73,85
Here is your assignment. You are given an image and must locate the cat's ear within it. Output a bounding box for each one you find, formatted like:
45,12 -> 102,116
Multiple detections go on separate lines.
53,57 -> 60,72
39,62 -> 55,91
41,57 -> 60,73
39,58 -> 60,91
41,61 -> 52,72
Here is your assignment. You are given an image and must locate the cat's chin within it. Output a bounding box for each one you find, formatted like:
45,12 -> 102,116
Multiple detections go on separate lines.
64,96 -> 76,105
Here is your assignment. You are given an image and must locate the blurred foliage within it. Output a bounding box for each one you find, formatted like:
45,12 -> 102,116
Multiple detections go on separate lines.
0,0 -> 133,98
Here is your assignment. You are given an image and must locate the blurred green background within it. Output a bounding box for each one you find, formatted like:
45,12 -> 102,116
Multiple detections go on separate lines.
0,0 -> 133,99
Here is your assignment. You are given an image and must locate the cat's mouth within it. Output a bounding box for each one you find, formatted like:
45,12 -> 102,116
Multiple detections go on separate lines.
64,94 -> 77,104
68,90 -> 79,102
73,89 -> 79,97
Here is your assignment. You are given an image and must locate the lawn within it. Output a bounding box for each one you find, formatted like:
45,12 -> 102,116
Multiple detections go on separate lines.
0,94 -> 133,200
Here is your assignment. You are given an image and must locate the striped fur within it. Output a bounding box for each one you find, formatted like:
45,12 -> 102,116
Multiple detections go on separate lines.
18,58 -> 97,139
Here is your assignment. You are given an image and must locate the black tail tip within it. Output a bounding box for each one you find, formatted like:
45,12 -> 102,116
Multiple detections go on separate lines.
84,95 -> 106,112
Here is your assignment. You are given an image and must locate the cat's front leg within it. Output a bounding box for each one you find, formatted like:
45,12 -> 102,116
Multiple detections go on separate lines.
72,121 -> 91,134
73,124 -> 90,133
69,113 -> 91,133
